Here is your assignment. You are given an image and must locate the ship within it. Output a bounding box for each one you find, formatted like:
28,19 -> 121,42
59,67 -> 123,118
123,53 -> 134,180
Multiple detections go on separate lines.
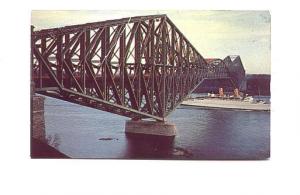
181,88 -> 270,111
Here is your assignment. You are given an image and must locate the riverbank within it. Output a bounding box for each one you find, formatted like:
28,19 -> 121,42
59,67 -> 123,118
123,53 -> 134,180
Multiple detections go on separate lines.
31,138 -> 69,158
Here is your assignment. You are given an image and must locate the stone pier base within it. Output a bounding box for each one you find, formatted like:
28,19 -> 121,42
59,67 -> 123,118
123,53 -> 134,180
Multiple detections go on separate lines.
32,95 -> 46,142
125,120 -> 176,137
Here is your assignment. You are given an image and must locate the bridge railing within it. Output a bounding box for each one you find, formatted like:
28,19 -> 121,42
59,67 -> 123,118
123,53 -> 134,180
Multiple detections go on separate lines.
31,14 -> 210,121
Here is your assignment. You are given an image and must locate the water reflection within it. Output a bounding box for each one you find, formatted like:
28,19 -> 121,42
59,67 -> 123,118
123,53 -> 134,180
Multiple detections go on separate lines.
124,133 -> 194,159
124,133 -> 174,159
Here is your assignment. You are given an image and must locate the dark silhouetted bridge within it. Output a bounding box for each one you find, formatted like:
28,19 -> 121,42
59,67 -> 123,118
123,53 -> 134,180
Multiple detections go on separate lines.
31,14 -> 244,123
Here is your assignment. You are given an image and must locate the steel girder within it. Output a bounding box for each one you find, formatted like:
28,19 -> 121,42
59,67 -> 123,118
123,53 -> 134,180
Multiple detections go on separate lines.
31,14 -> 211,121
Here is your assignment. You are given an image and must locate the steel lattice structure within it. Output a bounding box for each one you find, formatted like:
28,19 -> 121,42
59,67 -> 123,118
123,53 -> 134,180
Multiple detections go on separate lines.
31,14 -> 222,121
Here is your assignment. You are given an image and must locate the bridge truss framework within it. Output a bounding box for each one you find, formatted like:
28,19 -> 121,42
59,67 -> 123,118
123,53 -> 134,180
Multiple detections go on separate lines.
31,14 -> 229,121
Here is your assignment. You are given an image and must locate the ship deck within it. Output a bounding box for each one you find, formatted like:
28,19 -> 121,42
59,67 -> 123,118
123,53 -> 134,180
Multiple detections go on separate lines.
181,98 -> 270,111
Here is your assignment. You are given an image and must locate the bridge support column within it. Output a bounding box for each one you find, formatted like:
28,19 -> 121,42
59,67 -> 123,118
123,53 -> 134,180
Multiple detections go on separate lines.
32,95 -> 46,142
31,81 -> 46,142
125,120 -> 176,137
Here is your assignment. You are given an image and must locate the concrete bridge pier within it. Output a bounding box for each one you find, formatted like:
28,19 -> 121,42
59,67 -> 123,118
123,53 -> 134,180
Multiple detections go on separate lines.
31,82 -> 46,142
125,120 -> 176,137
32,95 -> 46,141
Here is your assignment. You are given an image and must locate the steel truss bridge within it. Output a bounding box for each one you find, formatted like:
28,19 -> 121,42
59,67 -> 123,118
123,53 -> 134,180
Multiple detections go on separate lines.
31,14 -> 239,122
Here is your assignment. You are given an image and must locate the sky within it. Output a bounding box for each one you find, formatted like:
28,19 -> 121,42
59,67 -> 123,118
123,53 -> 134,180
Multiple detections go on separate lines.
31,10 -> 271,74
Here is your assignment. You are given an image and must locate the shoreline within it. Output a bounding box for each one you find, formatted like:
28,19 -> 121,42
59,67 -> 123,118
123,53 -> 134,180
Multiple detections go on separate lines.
31,138 -> 70,158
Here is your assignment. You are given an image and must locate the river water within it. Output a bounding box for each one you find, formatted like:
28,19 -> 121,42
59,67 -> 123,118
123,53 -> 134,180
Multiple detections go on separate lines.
44,96 -> 270,160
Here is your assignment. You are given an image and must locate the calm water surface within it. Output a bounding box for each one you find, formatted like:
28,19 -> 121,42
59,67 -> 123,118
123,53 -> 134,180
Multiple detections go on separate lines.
44,96 -> 270,159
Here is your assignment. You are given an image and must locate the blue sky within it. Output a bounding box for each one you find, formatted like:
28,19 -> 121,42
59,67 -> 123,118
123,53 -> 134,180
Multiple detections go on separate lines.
32,10 -> 271,74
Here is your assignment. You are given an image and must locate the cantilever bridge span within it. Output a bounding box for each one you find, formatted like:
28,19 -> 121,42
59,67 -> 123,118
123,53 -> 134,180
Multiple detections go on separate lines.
31,14 -> 237,122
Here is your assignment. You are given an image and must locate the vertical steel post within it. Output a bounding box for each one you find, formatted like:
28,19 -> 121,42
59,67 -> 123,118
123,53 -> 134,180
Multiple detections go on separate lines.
186,45 -> 190,94
135,22 -> 141,110
150,19 -> 155,114
40,37 -> 46,88
31,25 -> 35,91
101,27 -> 109,100
80,30 -> 86,93
161,17 -> 167,117
171,25 -> 176,109
64,34 -> 71,89
120,26 -> 125,105
56,34 -> 63,86
179,34 -> 183,100
85,30 -> 90,94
